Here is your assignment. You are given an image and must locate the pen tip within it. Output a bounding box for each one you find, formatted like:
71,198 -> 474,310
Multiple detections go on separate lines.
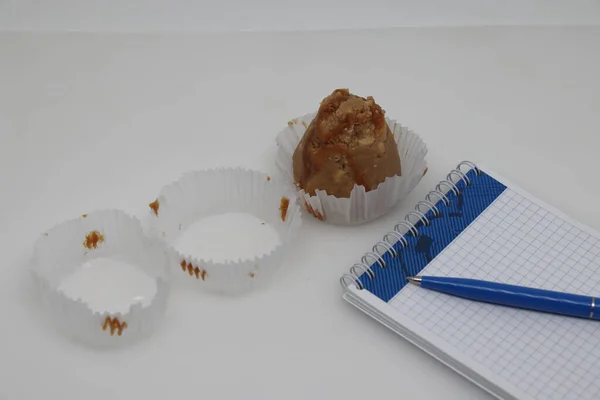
407,276 -> 422,285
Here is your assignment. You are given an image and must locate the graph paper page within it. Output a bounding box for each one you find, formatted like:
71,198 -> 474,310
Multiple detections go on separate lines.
390,187 -> 600,400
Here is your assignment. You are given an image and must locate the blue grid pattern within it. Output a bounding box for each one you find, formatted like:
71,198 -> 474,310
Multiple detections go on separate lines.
359,169 -> 507,302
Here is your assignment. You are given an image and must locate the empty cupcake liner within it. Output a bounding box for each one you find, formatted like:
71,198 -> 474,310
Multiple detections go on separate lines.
145,167 -> 303,295
275,112 -> 428,225
30,210 -> 171,348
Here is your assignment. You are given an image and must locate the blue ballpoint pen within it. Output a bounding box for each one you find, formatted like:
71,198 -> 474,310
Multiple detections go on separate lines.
407,276 -> 600,320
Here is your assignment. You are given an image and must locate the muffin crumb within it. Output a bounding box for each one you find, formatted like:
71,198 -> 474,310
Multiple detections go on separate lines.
83,231 -> 104,249
280,196 -> 290,222
102,316 -> 127,336
149,199 -> 160,216
304,200 -> 325,221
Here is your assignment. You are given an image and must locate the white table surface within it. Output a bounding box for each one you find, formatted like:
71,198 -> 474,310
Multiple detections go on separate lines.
1,26 -> 599,400
3,0 -> 600,32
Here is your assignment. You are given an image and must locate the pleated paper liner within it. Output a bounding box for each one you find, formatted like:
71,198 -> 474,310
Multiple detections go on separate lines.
30,210 -> 171,348
146,167 -> 303,295
275,113 -> 428,225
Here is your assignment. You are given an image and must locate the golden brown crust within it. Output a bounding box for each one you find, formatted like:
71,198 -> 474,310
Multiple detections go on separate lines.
292,89 -> 401,198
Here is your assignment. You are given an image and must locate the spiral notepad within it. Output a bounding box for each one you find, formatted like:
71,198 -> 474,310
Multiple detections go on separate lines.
341,161 -> 600,400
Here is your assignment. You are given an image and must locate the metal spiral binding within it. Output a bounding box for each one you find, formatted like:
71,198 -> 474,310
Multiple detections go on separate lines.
340,160 -> 482,290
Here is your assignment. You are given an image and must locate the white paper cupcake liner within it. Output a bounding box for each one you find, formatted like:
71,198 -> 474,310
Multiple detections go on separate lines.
145,167 -> 303,295
275,112 -> 428,225
30,210 -> 171,348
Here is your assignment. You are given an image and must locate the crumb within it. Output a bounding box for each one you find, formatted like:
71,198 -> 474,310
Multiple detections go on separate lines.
249,272 -> 255,278
178,223 -> 182,230
261,222 -> 265,225
301,121 -> 308,129
181,259 -> 207,280
280,196 -> 290,222
423,167 -> 428,176
102,316 -> 127,336
162,231 -> 166,237
81,214 -> 87,218
83,231 -> 104,249
304,200 -> 325,221
44,233 -> 48,236
287,118 -> 298,126
149,199 -> 160,216
266,176 -> 271,182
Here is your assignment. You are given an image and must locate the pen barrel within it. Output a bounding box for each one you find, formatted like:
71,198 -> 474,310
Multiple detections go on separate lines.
421,277 -> 599,320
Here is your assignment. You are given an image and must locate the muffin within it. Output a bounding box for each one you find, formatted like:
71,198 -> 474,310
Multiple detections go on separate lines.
292,89 -> 401,198
275,88 -> 427,225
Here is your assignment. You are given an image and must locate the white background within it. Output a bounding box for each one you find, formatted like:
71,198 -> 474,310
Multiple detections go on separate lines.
1,3 -> 600,400
2,0 -> 600,32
